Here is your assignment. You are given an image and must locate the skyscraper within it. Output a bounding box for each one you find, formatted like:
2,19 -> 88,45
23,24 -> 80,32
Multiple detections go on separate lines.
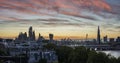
28,26 -> 35,41
16,32 -> 27,42
37,33 -> 44,42
29,26 -> 33,40
116,36 -> 120,42
103,35 -> 108,42
49,34 -> 54,42
97,26 -> 101,44
33,31 -> 35,40
109,38 -> 115,42
86,34 -> 88,41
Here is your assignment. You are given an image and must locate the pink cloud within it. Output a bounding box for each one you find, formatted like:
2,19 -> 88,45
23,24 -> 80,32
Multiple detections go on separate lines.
0,0 -> 114,21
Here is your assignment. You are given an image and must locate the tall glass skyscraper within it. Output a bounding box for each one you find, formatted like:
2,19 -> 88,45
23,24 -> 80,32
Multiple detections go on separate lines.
28,26 -> 35,41
97,26 -> 101,44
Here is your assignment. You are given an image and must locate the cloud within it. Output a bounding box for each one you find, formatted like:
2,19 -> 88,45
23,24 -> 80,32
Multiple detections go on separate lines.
0,0 -> 119,28
0,16 -> 19,21
0,0 -> 113,16
115,26 -> 120,29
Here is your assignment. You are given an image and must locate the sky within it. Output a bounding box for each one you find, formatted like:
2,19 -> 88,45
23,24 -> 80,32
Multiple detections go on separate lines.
0,0 -> 120,39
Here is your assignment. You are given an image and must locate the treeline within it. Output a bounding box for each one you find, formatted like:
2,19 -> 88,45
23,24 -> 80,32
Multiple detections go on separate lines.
44,43 -> 120,63
1,43 -> 120,63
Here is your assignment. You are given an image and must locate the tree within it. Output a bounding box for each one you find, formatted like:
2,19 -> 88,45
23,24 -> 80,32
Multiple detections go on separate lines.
68,46 -> 88,63
87,51 -> 109,63
109,57 -> 117,63
38,59 -> 47,63
56,46 -> 73,63
117,57 -> 120,63
0,49 -> 8,63
43,43 -> 57,50
0,49 -> 7,56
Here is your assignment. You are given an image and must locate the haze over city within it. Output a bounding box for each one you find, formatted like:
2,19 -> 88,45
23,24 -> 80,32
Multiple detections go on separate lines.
0,0 -> 120,39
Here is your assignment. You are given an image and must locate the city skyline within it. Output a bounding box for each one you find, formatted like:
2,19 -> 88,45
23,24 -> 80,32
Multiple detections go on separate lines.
1,26 -> 119,40
0,0 -> 120,39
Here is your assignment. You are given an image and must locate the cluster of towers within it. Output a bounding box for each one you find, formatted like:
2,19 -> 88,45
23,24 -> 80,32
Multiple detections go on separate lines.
16,32 -> 28,42
15,26 -> 119,43
86,26 -> 120,44
97,26 -> 120,43
103,35 -> 120,42
15,26 -> 54,42
15,26 -> 35,42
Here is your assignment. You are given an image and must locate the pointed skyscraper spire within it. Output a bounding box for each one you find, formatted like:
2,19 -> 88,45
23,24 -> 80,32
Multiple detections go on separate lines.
86,34 -> 88,41
97,26 -> 101,44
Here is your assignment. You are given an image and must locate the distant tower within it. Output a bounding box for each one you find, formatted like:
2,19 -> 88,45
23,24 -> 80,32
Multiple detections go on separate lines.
28,26 -> 35,41
24,32 -> 27,39
33,31 -> 35,40
38,33 -> 41,38
116,36 -> 120,42
37,33 -> 44,42
86,34 -> 88,41
29,26 -> 33,41
23,32 -> 27,41
49,34 -> 54,42
97,26 -> 101,44
103,35 -> 108,42
109,38 -> 115,42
